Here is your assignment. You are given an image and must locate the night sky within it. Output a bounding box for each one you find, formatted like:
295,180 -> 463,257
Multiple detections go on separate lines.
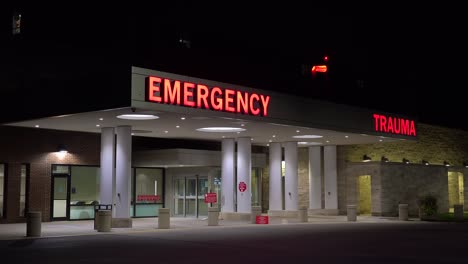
2,4 -> 468,130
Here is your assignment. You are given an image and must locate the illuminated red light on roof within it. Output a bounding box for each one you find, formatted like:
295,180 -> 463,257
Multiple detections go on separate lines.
311,65 -> 327,73
324,56 -> 328,62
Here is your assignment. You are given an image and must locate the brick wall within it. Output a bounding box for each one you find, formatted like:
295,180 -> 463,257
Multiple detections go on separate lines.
0,126 -> 100,223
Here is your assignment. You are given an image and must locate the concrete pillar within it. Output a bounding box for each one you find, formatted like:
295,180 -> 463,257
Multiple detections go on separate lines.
309,146 -> 322,209
324,145 -> 338,210
237,137 -> 251,213
115,126 -> 132,219
284,142 -> 298,211
158,208 -> 170,229
221,138 -> 235,213
347,205 -> 357,221
100,127 -> 115,206
26,211 -> 42,237
251,206 -> 262,224
298,207 -> 308,222
208,207 -> 219,226
399,204 -> 409,221
454,204 -> 464,221
269,142 -> 282,211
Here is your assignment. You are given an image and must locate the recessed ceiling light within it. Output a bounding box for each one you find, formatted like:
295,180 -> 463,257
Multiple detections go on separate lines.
181,117 -> 186,120
298,142 -> 322,145
296,130 -> 300,133
326,140 -> 330,143
240,124 -> 245,127
272,135 -> 276,138
176,125 -> 180,128
196,127 -> 246,132
292,135 -> 323,139
99,118 -> 104,121
164,131 -> 168,133
96,124 -> 100,127
116,114 -> 159,120
34,125 -> 40,128
131,133 -> 134,135
269,139 -> 272,142
345,135 -> 349,138
379,139 -> 383,142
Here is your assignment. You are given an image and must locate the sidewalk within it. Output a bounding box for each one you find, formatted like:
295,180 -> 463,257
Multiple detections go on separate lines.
0,215 -> 417,241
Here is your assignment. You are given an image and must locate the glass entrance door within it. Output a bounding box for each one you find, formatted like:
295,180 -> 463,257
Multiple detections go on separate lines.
52,175 -> 70,220
173,175 -> 208,218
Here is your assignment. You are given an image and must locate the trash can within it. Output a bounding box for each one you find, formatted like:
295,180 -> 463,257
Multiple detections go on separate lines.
26,211 -> 42,237
97,210 -> 112,232
208,207 -> 219,226
347,205 -> 357,222
94,204 -> 112,230
158,208 -> 170,229
298,207 -> 308,222
251,206 -> 262,224
398,204 -> 409,221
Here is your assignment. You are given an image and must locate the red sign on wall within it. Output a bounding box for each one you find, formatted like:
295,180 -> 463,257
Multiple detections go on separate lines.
238,182 -> 247,192
146,76 -> 271,117
204,193 -> 217,203
256,215 -> 269,224
137,195 -> 161,202
373,113 -> 416,136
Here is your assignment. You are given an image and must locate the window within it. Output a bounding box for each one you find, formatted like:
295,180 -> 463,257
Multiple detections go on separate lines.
0,164 -> 5,218
19,164 -> 30,217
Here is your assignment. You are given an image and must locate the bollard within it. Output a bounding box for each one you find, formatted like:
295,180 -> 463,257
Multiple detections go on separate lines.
251,206 -> 262,224
208,207 -> 219,226
347,205 -> 357,222
298,207 -> 308,222
158,208 -> 170,229
26,211 -> 42,237
97,210 -> 112,232
454,204 -> 464,221
398,204 -> 409,221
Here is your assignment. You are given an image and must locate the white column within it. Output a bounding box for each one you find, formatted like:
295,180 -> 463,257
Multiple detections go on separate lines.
100,127 -> 115,206
221,138 -> 235,213
236,137 -> 251,213
269,142 -> 282,211
284,141 -> 298,210
309,146 -> 322,209
115,125 -> 132,218
324,145 -> 338,209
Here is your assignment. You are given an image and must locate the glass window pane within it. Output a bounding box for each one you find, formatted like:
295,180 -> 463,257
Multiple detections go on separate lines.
0,164 -> 4,218
70,166 -> 100,220
19,164 -> 28,217
52,165 -> 70,174
135,168 -> 164,217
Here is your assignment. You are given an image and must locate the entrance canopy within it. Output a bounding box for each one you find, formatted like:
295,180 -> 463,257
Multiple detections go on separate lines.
4,67 -> 416,146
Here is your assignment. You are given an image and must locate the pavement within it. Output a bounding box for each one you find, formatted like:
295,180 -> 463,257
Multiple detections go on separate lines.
0,214 -> 421,241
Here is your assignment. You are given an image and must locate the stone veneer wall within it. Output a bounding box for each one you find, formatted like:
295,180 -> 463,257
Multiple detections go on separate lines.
339,123 -> 468,216
261,123 -> 468,216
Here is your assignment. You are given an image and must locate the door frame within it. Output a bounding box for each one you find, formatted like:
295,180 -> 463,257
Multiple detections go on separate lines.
50,173 -> 71,221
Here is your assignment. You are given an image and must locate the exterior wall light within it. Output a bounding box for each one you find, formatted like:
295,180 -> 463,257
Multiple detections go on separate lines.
443,161 -> 450,167
57,144 -> 68,153
381,156 -> 389,162
402,158 -> 410,164
362,155 -> 372,162
422,160 -> 429,165
464,162 -> 468,168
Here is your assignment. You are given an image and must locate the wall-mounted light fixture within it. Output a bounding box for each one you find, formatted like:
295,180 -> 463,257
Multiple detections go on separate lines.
57,144 -> 68,153
464,162 -> 468,168
422,160 -> 429,166
443,161 -> 450,167
362,155 -> 372,162
402,158 -> 410,164
381,156 -> 389,162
